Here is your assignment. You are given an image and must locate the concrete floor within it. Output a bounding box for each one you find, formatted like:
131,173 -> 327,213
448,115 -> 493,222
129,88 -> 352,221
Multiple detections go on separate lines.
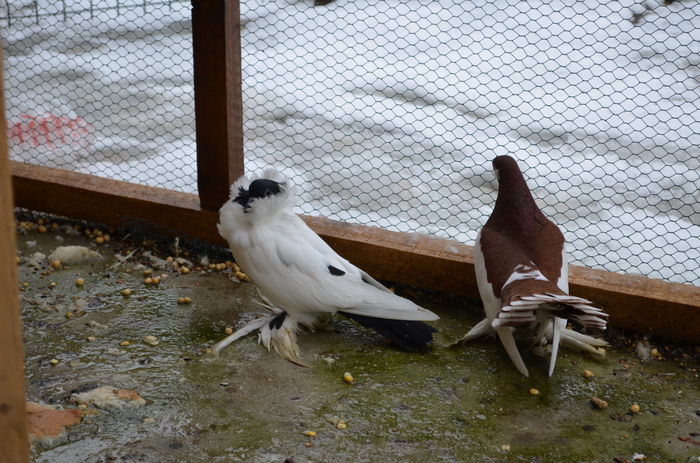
14,213 -> 700,463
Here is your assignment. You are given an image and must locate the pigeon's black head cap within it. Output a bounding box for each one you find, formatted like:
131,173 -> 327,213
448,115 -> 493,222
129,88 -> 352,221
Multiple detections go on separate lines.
232,178 -> 282,211
248,179 -> 282,199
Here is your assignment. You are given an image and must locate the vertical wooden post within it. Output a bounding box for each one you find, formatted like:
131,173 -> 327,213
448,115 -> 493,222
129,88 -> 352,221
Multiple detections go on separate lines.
192,0 -> 244,211
0,52 -> 30,463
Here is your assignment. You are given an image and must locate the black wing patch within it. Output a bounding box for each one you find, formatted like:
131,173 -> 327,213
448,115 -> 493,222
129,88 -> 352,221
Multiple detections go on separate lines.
328,265 -> 345,276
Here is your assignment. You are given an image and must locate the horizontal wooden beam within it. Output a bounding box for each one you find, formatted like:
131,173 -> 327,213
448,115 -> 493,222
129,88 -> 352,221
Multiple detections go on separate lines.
11,162 -> 700,343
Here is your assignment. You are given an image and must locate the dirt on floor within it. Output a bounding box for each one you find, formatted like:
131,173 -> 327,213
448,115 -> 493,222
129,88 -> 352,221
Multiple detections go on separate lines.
13,212 -> 700,463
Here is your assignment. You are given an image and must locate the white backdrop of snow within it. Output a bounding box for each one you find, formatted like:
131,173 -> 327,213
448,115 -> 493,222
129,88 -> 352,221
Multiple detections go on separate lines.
1,0 -> 698,285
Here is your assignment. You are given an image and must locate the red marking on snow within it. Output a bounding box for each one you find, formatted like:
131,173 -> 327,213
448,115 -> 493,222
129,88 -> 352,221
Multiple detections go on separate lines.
7,114 -> 94,149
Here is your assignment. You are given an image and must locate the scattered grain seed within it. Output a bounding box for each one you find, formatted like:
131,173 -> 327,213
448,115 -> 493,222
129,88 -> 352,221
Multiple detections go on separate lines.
49,282 -> 57,288
37,218 -> 45,225
102,234 -> 110,242
152,277 -> 161,285
180,267 -> 190,274
183,297 -> 192,304
630,404 -> 641,413
15,256 -> 20,264
86,336 -> 96,342
336,421 -> 347,430
144,335 -> 158,343
121,288 -> 132,297
529,388 -> 540,396
143,417 -> 155,423
166,256 -> 174,262
302,430 -> 316,437
343,372 -> 354,384
119,340 -> 131,347
21,282 -> 29,287
583,369 -> 594,378
224,327 -> 234,335
50,260 -> 61,269
65,311 -> 73,319
143,269 -> 153,276
75,278 -> 85,287
144,278 -> 153,285
49,358 -> 59,365
37,225 -> 47,233
591,397 -> 608,409
95,236 -> 105,244
177,297 -> 185,304
500,444 -> 511,452
304,442 -> 313,448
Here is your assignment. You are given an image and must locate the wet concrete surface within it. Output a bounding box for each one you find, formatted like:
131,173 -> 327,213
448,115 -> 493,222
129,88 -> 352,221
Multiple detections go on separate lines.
14,214 -> 700,463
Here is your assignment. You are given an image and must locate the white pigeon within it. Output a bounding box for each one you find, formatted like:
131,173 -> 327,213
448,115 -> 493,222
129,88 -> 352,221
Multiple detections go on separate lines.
457,155 -> 609,377
213,168 -> 439,364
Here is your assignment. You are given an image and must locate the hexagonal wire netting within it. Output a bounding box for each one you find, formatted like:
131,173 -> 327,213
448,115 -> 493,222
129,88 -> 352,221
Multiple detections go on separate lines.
1,0 -> 196,193
2,0 -> 699,286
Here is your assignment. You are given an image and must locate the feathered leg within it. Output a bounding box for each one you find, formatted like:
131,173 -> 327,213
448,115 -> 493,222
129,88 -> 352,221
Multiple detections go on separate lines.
548,317 -> 565,377
496,326 -> 529,377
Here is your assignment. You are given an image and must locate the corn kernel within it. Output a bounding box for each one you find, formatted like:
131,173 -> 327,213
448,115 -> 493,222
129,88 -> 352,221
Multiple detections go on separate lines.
336,421 -> 347,430
75,278 -> 85,287
119,340 -> 131,347
630,404 -> 640,413
343,372 -> 353,384
529,388 -> 540,396
50,260 -> 61,269
224,327 -> 234,335
302,430 -> 316,437
49,358 -> 59,365
583,369 -> 594,378
121,288 -> 132,296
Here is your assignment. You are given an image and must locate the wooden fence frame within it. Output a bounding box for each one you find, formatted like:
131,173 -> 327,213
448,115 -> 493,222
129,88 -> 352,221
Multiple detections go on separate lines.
1,1 -> 699,459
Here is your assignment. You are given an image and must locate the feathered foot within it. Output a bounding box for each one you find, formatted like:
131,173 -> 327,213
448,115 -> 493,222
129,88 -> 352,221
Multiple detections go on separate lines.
210,309 -> 309,367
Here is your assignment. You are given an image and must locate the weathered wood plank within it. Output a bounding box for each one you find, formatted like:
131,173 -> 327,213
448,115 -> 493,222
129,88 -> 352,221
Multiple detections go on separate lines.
0,53 -> 30,463
11,163 -> 700,343
192,0 -> 244,210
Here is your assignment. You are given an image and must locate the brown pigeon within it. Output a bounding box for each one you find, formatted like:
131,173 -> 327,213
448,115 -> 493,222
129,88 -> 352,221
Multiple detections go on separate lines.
459,155 -> 608,376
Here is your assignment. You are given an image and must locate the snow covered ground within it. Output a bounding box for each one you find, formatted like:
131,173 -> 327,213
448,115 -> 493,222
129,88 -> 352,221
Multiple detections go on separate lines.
2,0 -> 699,285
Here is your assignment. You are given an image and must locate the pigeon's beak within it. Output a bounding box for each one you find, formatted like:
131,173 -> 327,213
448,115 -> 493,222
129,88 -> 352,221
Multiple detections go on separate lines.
233,187 -> 251,209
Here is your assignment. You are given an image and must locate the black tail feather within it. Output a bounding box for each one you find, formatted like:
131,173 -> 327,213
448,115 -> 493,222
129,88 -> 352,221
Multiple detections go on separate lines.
339,312 -> 438,350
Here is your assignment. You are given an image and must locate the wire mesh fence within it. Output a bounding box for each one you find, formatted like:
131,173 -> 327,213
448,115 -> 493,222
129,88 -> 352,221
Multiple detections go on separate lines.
1,0 -> 195,193
2,0 -> 699,286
